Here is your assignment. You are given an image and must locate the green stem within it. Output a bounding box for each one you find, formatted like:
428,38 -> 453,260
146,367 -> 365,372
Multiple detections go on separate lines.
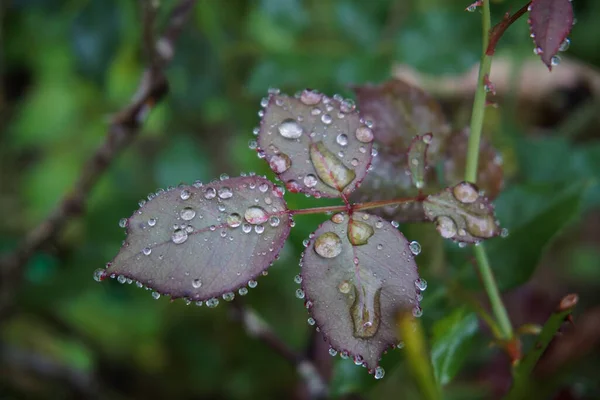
474,245 -> 513,339
465,0 -> 514,340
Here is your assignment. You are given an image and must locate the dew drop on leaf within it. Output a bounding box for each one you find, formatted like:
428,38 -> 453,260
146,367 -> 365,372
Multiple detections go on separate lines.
347,219 -> 374,246
314,232 -> 343,258
310,142 -> 356,190
244,206 -> 269,225
278,118 -> 304,139
269,153 -> 292,174
180,207 -> 196,221
172,228 -> 189,244
409,241 -> 421,255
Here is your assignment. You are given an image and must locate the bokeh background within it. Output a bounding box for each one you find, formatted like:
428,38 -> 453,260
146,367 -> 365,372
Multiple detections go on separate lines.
1,0 -> 600,399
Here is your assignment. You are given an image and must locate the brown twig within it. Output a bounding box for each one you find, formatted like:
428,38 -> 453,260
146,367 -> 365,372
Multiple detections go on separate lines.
0,0 -> 198,320
231,302 -> 328,400
486,1 -> 532,56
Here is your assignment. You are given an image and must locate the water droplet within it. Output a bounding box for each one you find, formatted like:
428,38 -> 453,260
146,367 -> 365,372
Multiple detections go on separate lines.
192,278 -> 202,289
206,298 -> 219,308
242,223 -> 252,233
180,207 -> 196,221
254,225 -> 265,234
119,218 -> 128,228
259,183 -> 269,193
501,228 -> 509,238
331,213 -> 344,224
391,221 -> 399,228
328,348 -> 338,357
307,317 -> 315,325
294,274 -> 302,284
340,351 -> 349,359
415,278 -> 428,291
248,280 -> 258,288
310,142 -> 356,190
303,174 -> 318,188
314,232 -> 342,258
559,37 -> 570,52
248,139 -> 257,150
351,287 -> 381,338
295,288 -> 305,299
180,189 -> 191,200
218,187 -> 233,199
148,218 -> 157,227
348,219 -> 374,245
152,291 -> 161,300
93,268 -> 106,282
239,287 -> 249,296
245,206 -> 268,224
551,55 -> 561,66
375,221 -> 383,229
300,89 -> 322,105
453,182 -> 479,203
172,228 -> 189,244
142,247 -> 152,256
269,216 -> 280,227
220,173 -> 229,181
377,244 -> 383,250
412,305 -> 423,317
374,366 -> 385,380
336,133 -> 348,146
338,280 -> 351,294
533,47 -> 543,55
205,187 -> 216,199
355,126 -> 374,143
409,241 -> 421,255
436,216 -> 457,239
269,153 -> 292,174
321,114 -> 332,124
278,118 -> 304,139
223,292 -> 235,301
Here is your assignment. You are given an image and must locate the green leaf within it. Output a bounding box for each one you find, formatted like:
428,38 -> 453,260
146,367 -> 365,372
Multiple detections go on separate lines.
431,308 -> 478,386
489,182 -> 586,290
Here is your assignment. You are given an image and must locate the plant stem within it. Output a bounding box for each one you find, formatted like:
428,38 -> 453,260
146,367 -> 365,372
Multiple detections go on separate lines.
474,245 -> 513,339
290,198 -> 421,216
465,0 -> 514,340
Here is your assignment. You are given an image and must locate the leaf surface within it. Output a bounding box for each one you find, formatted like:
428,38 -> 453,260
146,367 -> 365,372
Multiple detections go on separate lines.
103,176 -> 291,302
529,0 -> 574,69
423,182 -> 501,244
301,212 -> 420,372
257,90 -> 372,198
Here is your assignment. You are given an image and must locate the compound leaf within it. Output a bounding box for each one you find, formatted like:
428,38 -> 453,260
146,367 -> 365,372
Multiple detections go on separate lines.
257,90 -> 373,198
300,212 -> 421,373
100,176 -> 291,304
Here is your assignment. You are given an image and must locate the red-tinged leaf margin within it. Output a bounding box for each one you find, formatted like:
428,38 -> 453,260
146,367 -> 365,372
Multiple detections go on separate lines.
98,176 -> 292,304
529,0 -> 574,70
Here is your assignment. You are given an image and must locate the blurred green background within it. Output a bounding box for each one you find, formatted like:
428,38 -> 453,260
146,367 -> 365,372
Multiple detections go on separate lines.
1,0 -> 600,399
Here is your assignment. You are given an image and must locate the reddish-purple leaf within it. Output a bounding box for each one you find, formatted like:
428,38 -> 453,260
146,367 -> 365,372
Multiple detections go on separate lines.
300,212 -> 421,374
443,129 -> 504,200
257,90 -> 373,198
98,176 -> 291,305
423,182 -> 501,245
352,80 -> 451,161
529,0 -> 574,70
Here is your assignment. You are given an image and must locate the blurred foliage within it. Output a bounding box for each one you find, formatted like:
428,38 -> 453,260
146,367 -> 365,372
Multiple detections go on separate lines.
1,0 -> 600,399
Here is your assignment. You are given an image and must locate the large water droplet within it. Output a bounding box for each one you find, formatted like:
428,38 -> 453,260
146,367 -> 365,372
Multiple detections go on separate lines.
148,218 -> 157,227
93,268 -> 106,282
300,89 -> 322,105
206,298 -> 219,308
328,348 -> 338,357
453,182 -> 479,203
218,187 -> 233,199
314,232 -> 342,258
180,207 -> 196,221
409,241 -> 421,255
152,291 -> 161,300
295,288 -> 305,299
559,37 -> 570,52
248,280 -> 258,288
303,174 -> 318,188
309,142 -> 356,191
336,133 -> 348,146
374,366 -> 385,380
355,126 -> 374,143
269,153 -> 291,174
204,187 -> 216,199
244,206 -> 269,225
435,216 -> 457,239
338,280 -> 351,294
180,189 -> 191,200
278,118 -> 304,139
321,114 -> 332,124
465,214 -> 498,238
172,228 -> 189,244
192,278 -> 202,289
119,218 -> 128,228
269,216 -> 280,227
142,247 -> 152,256
348,219 -> 374,246
351,287 -> 381,338
226,213 -> 242,228
415,278 -> 428,291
